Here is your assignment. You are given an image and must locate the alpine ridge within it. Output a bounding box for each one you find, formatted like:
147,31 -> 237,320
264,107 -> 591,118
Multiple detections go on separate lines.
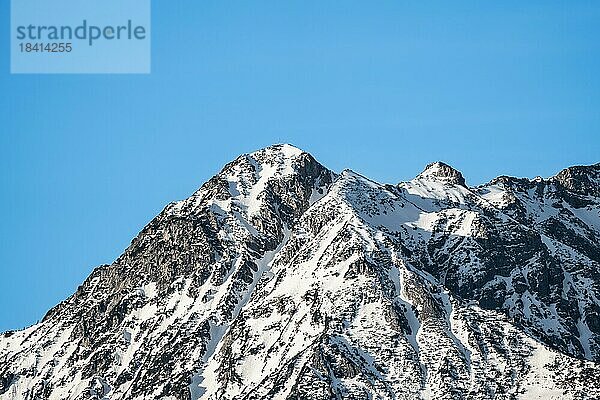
1,144 -> 599,400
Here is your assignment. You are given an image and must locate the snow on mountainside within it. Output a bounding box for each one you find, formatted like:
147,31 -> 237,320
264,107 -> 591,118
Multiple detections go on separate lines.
1,146 -> 599,400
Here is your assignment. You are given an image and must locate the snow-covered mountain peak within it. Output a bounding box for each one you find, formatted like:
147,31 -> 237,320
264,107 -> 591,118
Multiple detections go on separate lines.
246,143 -> 305,166
1,150 -> 600,400
223,143 -> 311,185
416,161 -> 466,187
171,144 -> 334,221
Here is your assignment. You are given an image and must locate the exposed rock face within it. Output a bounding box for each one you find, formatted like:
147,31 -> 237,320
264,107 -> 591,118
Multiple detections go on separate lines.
554,164 -> 600,198
1,145 -> 599,399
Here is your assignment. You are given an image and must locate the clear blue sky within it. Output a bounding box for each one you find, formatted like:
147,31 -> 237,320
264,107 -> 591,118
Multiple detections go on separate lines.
1,1 -> 599,332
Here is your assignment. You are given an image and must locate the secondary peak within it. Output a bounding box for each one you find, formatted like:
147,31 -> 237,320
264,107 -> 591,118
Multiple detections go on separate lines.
417,161 -> 466,187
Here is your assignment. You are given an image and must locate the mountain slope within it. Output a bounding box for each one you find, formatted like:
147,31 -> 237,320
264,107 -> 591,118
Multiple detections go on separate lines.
1,147 -> 599,399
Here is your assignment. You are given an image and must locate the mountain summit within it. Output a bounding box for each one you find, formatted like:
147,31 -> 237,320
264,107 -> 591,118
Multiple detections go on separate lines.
1,146 -> 600,400
417,161 -> 467,187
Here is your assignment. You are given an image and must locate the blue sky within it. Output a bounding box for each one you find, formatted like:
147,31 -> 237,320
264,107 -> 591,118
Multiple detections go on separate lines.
1,1 -> 599,331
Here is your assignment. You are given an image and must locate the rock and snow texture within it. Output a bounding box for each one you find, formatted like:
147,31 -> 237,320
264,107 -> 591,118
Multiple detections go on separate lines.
0,145 -> 599,399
